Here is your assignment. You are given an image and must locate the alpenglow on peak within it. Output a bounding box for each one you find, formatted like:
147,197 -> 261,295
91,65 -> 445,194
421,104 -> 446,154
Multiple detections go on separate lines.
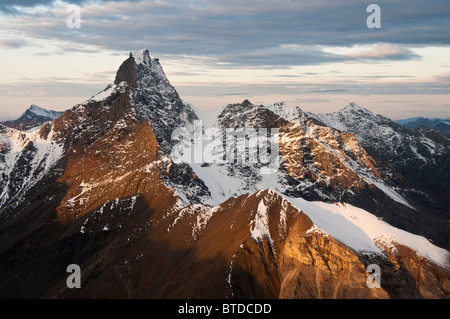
114,49 -> 173,94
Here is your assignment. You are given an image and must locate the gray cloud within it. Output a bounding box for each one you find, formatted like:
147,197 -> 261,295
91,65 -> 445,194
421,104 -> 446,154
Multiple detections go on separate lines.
175,79 -> 450,98
288,98 -> 330,104
0,79 -> 105,100
1,0 -> 448,67
1,1 -> 448,121
0,0 -> 141,13
307,89 -> 348,94
0,39 -> 28,48
219,93 -> 250,96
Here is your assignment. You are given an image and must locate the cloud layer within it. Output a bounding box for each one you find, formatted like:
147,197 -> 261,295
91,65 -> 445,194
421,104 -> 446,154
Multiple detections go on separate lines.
1,0 -> 449,66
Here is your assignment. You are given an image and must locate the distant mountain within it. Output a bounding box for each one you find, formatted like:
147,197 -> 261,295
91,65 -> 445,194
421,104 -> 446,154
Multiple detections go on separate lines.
0,50 -> 448,299
2,105 -> 65,131
396,117 -> 450,136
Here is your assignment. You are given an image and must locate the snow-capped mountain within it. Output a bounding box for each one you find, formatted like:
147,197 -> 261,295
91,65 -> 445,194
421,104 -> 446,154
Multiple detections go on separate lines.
309,104 -> 450,244
2,105 -> 65,131
0,51 -> 448,299
0,123 -> 63,211
28,104 -> 64,119
182,100 -> 448,249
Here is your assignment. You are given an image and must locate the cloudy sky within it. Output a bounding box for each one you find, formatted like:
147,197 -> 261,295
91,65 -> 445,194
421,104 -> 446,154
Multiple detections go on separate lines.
0,0 -> 449,120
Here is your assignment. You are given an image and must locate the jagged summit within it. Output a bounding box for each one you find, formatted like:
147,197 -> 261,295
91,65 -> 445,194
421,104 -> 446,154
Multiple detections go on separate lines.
113,49 -> 175,96
15,104 -> 63,120
267,102 -> 307,125
305,103 -> 375,125
114,49 -> 153,87
28,104 -> 61,118
340,102 -> 374,116
86,50 -> 197,152
130,49 -> 152,66
114,53 -> 138,87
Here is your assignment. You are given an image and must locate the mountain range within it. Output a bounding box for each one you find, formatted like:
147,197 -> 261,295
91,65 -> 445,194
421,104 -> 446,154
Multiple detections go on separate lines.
396,117 -> 450,137
0,50 -> 448,299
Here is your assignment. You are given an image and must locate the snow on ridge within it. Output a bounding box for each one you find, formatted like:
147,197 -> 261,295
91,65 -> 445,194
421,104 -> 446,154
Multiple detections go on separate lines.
342,102 -> 374,114
87,81 -> 129,104
306,107 -> 415,209
167,202 -> 220,238
306,225 -> 329,237
119,50 -> 170,90
177,180 -> 449,270
28,105 -> 63,119
267,102 -> 306,125
284,195 -> 383,254
89,84 -> 117,102
309,102 -> 377,134
287,196 -> 449,270
250,196 -> 274,248
88,82 -> 129,103
149,57 -> 167,79
0,124 -> 63,209
311,111 -> 347,133
193,205 -> 221,239
366,178 -> 414,210
131,49 -> 150,66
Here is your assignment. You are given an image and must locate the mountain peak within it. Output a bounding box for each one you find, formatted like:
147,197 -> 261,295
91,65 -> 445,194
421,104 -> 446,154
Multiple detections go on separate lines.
22,104 -> 64,119
341,102 -> 374,116
1,104 -> 64,131
241,99 -> 252,107
267,102 -> 306,125
130,49 -> 152,66
114,49 -> 174,96
113,49 -> 153,87
114,52 -> 139,87
28,104 -> 53,117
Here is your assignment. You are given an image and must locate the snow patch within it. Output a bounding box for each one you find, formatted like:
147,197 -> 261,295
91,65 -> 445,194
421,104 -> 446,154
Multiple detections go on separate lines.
286,196 -> 449,270
0,124 -> 63,210
193,205 -> 221,239
89,84 -> 117,102
29,105 -> 63,119
250,198 -> 274,248
306,225 -> 329,237
131,50 -> 150,66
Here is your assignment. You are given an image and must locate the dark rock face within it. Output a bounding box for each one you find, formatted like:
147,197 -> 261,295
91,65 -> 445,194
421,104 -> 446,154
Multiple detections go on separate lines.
213,101 -> 448,249
2,189 -> 446,299
309,104 -> 450,249
114,53 -> 139,88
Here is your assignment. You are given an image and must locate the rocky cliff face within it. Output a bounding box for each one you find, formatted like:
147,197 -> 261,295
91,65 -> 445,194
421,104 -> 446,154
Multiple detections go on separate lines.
310,103 -> 450,248
192,99 -> 448,248
0,50 -> 448,299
